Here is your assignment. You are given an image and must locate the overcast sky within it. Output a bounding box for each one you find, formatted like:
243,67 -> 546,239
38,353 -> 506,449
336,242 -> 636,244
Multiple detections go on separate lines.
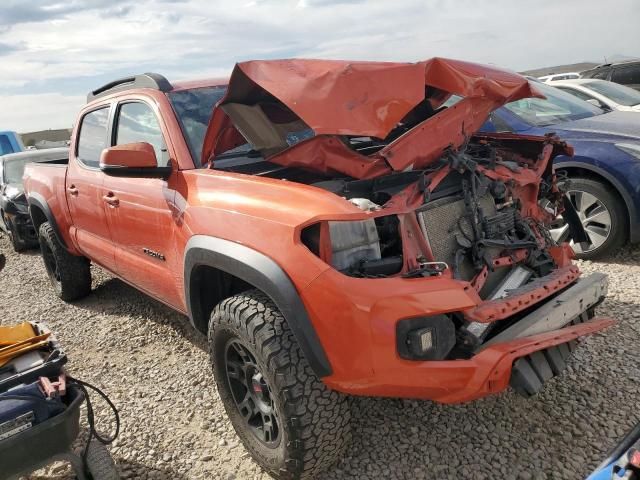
1,0 -> 638,132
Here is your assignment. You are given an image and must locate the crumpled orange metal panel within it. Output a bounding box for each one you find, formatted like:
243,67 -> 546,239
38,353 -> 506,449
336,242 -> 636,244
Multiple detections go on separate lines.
224,59 -> 426,138
202,57 -> 544,178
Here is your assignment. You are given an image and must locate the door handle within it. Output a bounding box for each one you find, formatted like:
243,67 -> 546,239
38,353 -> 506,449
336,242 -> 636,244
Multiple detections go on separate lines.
67,185 -> 78,196
103,192 -> 120,207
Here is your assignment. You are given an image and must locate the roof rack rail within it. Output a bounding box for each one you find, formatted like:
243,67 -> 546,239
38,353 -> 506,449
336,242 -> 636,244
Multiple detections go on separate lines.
87,73 -> 172,102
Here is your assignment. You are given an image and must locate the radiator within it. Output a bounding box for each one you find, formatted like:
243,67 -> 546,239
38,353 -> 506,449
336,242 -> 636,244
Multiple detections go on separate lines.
416,194 -> 497,282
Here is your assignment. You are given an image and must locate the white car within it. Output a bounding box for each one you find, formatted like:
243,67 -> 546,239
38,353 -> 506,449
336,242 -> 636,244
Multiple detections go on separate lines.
538,72 -> 581,82
549,79 -> 640,112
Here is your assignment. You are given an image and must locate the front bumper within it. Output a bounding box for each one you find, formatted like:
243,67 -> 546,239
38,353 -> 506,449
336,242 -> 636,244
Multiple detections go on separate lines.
326,318 -> 614,403
304,266 -> 613,403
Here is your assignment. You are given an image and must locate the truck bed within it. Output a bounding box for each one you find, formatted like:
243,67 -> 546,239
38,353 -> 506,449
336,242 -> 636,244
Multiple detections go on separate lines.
23,162 -> 72,248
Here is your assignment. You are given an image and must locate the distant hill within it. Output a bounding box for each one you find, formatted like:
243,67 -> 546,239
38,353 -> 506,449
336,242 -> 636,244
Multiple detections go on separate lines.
522,55 -> 640,78
520,62 -> 600,77
20,128 -> 72,148
605,54 -> 640,63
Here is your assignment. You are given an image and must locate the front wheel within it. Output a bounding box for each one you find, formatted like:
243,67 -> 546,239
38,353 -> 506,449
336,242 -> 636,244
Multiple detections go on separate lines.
208,290 -> 351,480
548,177 -> 627,260
38,222 -> 92,301
2,213 -> 26,252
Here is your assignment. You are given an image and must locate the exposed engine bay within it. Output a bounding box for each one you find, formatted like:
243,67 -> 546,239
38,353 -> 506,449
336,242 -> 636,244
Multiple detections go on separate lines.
306,136 -> 568,285
296,133 -> 592,359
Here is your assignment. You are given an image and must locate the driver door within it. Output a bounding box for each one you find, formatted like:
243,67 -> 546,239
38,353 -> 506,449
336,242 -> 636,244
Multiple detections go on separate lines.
102,100 -> 181,306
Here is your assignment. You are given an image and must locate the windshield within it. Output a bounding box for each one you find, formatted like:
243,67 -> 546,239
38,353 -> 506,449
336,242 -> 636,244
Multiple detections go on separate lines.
3,158 -> 30,184
168,86 -> 227,166
504,82 -> 603,126
584,80 -> 640,106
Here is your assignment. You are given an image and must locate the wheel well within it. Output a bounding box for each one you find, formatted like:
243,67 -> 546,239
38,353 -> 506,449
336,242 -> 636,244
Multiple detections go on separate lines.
556,166 -> 631,240
189,265 -> 253,333
29,205 -> 47,232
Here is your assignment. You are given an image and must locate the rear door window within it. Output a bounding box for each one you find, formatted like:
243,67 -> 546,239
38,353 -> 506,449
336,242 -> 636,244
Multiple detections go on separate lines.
114,102 -> 167,166
77,107 -> 110,168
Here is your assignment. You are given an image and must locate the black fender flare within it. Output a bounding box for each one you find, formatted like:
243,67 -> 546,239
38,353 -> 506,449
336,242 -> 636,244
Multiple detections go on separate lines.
554,161 -> 639,243
27,192 -> 67,249
184,235 -> 332,378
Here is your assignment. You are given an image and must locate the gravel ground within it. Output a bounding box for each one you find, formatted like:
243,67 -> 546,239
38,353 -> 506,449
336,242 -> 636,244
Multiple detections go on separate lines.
1,234 -> 639,480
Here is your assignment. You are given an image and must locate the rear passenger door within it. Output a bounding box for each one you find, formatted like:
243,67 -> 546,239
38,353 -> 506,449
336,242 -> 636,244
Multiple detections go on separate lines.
101,100 -> 181,305
66,106 -> 115,268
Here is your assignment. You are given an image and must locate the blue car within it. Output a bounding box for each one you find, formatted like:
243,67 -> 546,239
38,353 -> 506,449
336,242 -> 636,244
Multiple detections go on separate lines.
0,131 -> 24,156
479,82 -> 640,259
587,421 -> 640,479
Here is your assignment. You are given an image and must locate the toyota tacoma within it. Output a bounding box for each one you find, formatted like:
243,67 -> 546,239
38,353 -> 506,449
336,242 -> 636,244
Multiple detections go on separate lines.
23,58 -> 613,479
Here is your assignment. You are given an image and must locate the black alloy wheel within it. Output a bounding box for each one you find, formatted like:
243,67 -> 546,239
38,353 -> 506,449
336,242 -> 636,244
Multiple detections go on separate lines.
224,339 -> 280,446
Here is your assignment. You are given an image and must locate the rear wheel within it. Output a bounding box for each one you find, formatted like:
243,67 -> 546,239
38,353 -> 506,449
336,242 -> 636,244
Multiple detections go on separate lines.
38,222 -> 91,301
208,290 -> 351,479
548,177 -> 627,259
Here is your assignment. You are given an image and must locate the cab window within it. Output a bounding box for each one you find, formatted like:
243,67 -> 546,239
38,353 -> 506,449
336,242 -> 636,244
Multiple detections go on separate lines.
77,107 -> 110,168
114,102 -> 167,166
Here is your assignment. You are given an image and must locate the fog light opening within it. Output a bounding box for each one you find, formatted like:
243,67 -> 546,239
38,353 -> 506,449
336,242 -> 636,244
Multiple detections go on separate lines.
396,315 -> 456,361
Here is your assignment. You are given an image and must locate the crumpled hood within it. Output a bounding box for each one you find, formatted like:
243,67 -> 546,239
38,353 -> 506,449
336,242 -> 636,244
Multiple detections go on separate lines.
202,57 -> 543,179
549,111 -> 640,142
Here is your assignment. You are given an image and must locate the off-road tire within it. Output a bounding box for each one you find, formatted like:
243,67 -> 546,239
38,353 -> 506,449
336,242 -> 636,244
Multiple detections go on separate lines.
38,222 -> 91,301
84,439 -> 119,480
208,289 -> 351,480
567,177 -> 627,260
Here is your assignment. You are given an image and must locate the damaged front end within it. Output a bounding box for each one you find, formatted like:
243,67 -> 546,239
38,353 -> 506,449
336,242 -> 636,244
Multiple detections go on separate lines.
204,57 -> 613,400
301,133 -> 603,350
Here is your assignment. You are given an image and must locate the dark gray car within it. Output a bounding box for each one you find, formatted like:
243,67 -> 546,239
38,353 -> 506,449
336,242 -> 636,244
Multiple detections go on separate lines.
0,148 -> 68,251
582,60 -> 640,91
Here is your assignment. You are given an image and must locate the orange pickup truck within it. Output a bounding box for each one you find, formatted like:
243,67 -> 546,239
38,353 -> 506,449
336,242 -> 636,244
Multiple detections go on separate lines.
24,58 -> 613,479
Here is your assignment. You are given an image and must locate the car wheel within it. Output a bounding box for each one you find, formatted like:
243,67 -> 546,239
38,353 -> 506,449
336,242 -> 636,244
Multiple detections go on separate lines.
548,177 -> 627,260
38,222 -> 92,301
208,289 -> 351,480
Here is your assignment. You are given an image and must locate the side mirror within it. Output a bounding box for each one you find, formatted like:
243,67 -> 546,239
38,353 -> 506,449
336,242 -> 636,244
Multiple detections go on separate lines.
99,142 -> 171,178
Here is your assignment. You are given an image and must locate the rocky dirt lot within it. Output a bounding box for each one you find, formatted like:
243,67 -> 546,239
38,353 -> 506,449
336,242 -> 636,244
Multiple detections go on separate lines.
1,234 -> 639,480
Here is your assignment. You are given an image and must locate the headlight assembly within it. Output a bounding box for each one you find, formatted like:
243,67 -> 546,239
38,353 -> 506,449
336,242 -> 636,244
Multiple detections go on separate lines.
301,216 -> 403,277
